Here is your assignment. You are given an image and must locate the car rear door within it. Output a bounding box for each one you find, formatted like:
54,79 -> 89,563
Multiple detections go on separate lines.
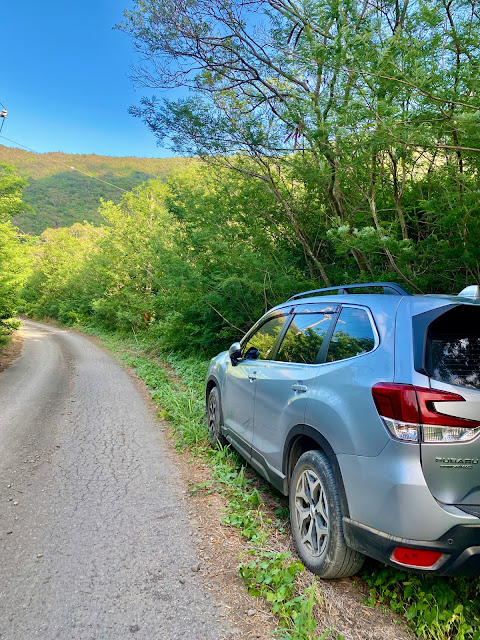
251,304 -> 337,474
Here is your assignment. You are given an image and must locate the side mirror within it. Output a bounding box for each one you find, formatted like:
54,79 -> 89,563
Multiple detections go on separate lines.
228,342 -> 242,366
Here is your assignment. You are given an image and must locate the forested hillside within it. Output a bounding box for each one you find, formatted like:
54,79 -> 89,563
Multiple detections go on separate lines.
0,145 -> 189,234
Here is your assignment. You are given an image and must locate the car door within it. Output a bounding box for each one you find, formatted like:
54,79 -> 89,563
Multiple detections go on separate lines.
251,305 -> 337,476
221,312 -> 288,461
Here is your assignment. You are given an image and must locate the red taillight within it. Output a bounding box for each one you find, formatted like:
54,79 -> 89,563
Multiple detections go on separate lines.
391,546 -> 443,568
372,383 -> 478,428
371,383 -> 420,423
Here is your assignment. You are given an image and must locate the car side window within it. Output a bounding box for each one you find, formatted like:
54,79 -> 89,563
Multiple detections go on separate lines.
276,312 -> 334,364
242,314 -> 287,360
327,307 -> 375,362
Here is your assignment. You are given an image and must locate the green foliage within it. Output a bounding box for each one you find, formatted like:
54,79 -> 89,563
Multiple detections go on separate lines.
22,164 -> 312,354
0,162 -> 31,222
21,153 -> 480,358
123,353 -> 208,450
22,223 -> 105,322
240,553 -> 340,639
363,564 -> 480,640
215,464 -> 267,544
121,0 -> 480,293
239,552 -> 322,638
0,163 -> 32,341
0,221 -> 24,341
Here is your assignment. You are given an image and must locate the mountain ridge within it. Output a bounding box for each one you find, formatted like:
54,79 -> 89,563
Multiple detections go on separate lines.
0,144 -> 190,234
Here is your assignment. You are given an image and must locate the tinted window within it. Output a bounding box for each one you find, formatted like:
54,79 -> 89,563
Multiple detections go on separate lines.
327,307 -> 375,362
243,314 -> 287,360
426,306 -> 480,390
276,312 -> 333,364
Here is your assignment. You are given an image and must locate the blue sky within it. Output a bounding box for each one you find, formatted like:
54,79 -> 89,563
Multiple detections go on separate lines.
0,1 -> 175,158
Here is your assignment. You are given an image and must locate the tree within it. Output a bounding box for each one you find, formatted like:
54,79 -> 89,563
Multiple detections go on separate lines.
0,162 -> 31,222
22,223 -> 104,322
0,163 -> 32,342
120,0 -> 480,291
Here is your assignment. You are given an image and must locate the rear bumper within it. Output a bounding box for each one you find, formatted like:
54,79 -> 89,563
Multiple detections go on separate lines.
343,518 -> 480,576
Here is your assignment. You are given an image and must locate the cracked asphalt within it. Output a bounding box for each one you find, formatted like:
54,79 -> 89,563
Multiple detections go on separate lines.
0,320 -> 235,640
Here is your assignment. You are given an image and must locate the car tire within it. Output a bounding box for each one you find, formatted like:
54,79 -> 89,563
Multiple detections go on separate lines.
207,386 -> 229,448
289,450 -> 364,579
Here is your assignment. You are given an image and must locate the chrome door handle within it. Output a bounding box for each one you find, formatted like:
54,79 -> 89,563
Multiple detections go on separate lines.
248,373 -> 258,382
291,383 -> 308,392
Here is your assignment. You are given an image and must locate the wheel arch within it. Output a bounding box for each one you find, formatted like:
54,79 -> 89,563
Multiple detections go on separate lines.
283,425 -> 351,518
206,376 -> 220,405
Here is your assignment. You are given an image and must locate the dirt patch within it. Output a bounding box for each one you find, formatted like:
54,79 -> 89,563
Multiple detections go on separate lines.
0,330 -> 24,374
166,447 -> 280,639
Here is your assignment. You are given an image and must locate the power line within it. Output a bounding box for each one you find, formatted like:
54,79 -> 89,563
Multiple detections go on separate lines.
0,134 -> 130,194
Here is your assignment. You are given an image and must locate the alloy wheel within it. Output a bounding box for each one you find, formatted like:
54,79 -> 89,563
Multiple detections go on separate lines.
294,468 -> 329,557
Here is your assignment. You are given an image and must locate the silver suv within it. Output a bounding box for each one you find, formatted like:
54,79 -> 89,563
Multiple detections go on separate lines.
206,282 -> 480,578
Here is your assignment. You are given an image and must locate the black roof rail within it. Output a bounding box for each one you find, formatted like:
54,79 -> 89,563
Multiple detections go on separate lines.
287,282 -> 412,301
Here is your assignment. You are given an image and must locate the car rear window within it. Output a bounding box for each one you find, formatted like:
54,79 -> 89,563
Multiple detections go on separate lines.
426,306 -> 480,390
326,307 -> 376,362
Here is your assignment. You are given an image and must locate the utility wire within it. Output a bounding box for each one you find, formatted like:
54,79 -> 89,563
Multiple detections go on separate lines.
0,134 -> 130,194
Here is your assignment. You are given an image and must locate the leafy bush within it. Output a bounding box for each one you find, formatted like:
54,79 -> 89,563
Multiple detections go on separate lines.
363,564 -> 480,640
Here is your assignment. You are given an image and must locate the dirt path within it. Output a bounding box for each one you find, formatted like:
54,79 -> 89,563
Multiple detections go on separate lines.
0,320 -> 238,640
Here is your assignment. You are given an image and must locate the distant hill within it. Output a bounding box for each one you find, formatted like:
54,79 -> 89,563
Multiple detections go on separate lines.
0,145 -> 190,234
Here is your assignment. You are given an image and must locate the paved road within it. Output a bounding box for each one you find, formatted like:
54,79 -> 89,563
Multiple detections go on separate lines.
0,321 -> 233,640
